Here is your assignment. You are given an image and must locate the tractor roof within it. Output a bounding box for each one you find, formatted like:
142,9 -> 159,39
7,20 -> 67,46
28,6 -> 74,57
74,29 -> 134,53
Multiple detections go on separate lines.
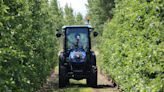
62,25 -> 92,29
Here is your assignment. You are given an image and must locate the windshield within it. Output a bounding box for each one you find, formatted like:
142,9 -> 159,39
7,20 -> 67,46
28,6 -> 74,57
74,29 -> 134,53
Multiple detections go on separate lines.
66,27 -> 89,50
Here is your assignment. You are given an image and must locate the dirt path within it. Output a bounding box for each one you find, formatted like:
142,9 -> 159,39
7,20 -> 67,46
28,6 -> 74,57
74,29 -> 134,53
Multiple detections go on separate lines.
94,67 -> 120,92
37,66 -> 120,92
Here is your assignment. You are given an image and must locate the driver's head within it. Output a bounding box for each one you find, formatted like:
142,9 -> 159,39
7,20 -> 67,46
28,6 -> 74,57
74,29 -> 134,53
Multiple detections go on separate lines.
75,34 -> 80,47
75,34 -> 80,40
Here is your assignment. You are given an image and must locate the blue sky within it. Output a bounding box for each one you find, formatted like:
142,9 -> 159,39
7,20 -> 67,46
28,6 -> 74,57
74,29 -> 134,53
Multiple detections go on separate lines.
57,0 -> 88,16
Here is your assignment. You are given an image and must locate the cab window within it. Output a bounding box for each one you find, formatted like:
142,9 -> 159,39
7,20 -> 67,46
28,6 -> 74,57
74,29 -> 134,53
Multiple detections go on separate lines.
66,27 -> 89,50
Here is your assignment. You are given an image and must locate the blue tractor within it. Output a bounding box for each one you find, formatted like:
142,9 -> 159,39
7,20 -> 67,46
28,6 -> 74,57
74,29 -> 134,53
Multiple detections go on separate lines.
56,25 -> 98,87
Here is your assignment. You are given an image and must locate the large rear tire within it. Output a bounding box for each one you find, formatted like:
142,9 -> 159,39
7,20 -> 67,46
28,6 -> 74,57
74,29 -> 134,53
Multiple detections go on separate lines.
59,62 -> 69,88
87,66 -> 97,87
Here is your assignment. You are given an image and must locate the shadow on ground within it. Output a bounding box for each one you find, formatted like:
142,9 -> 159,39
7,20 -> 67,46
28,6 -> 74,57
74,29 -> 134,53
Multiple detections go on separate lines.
62,82 -> 115,89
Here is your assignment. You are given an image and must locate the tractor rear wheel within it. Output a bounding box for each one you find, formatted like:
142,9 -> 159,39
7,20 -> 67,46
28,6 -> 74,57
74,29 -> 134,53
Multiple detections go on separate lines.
87,66 -> 97,87
59,62 -> 69,87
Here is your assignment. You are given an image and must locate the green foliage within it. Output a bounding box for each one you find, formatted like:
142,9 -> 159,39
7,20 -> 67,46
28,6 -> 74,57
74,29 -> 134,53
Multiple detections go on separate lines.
50,0 -> 64,29
63,4 -> 84,25
0,0 -> 61,91
87,0 -> 115,34
99,0 -> 164,91
75,13 -> 84,25
64,4 -> 76,25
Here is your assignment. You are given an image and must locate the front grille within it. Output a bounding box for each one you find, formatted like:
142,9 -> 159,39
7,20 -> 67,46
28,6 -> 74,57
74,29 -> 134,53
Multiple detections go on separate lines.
71,63 -> 86,71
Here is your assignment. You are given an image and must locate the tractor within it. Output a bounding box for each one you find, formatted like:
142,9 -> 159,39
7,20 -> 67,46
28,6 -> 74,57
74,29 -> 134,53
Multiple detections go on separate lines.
56,25 -> 98,87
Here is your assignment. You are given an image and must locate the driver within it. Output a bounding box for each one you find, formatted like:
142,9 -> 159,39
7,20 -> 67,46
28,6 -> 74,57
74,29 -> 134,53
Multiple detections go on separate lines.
74,34 -> 83,48
67,32 -> 89,50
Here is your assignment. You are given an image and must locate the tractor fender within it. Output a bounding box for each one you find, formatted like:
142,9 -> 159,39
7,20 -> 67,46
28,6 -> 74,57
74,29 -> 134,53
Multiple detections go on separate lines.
90,51 -> 96,66
59,52 -> 65,65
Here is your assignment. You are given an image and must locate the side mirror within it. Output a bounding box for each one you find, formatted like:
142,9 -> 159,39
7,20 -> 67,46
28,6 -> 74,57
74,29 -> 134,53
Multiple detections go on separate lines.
56,32 -> 62,38
93,31 -> 98,37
